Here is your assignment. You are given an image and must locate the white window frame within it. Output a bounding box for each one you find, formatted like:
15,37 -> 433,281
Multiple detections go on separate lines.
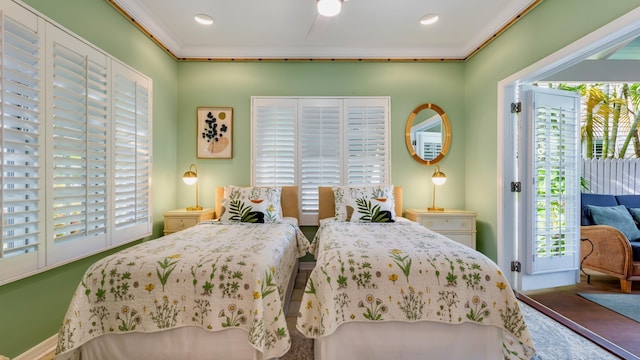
251,96 -> 391,225
0,0 -> 152,285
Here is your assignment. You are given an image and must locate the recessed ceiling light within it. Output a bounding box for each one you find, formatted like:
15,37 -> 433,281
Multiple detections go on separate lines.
194,14 -> 214,25
317,0 -> 342,17
419,14 -> 439,25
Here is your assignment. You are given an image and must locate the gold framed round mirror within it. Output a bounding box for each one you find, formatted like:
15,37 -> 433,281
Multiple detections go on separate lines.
405,103 -> 451,165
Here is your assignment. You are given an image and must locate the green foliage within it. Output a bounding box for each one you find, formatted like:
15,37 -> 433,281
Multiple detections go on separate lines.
156,257 -> 179,291
355,198 -> 391,222
389,251 -> 412,282
228,199 -> 260,222
546,82 -> 640,159
261,270 -> 277,299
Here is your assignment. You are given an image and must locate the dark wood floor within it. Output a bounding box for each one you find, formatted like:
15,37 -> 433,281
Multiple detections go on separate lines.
521,273 -> 640,360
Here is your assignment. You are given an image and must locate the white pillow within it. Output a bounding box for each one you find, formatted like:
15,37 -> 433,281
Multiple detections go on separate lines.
220,186 -> 283,223
332,185 -> 396,222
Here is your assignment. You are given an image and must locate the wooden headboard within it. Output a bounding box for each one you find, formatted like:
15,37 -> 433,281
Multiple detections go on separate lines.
318,186 -> 403,223
215,186 -> 300,220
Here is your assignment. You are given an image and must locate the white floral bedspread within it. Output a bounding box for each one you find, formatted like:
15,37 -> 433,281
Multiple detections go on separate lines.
296,218 -> 535,360
56,218 -> 309,359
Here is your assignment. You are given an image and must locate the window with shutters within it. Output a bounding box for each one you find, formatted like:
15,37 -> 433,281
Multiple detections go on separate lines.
0,2 -> 152,284
251,97 -> 391,225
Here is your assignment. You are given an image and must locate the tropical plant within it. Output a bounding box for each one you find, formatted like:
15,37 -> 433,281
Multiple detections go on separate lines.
546,82 -> 640,159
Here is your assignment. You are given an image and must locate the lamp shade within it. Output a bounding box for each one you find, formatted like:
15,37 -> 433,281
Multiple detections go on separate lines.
182,170 -> 197,185
317,0 -> 341,17
431,167 -> 447,185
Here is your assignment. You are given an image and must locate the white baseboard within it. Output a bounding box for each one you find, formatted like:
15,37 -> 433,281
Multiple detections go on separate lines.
14,334 -> 57,360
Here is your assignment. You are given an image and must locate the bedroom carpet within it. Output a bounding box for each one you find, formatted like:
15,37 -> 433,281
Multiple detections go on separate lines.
578,293 -> 640,324
283,269 -> 620,360
520,301 -> 619,359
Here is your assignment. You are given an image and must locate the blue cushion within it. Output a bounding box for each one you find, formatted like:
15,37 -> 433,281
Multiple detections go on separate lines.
586,205 -> 640,242
615,195 -> 640,209
629,208 -> 640,226
581,193 -> 618,226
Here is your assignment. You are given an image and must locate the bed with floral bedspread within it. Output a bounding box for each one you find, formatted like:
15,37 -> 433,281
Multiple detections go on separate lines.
296,218 -> 536,360
56,218 -> 309,360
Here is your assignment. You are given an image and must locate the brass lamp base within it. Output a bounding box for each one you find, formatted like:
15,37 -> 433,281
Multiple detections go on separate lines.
428,207 -> 444,212
186,206 -> 203,211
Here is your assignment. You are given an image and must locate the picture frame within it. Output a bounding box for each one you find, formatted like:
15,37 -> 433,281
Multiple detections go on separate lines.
197,107 -> 233,159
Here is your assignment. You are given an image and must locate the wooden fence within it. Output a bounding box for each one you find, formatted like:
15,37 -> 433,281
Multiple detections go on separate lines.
582,158 -> 640,195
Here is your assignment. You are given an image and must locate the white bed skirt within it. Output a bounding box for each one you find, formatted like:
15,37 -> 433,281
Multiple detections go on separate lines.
314,321 -> 503,360
64,327 -> 269,360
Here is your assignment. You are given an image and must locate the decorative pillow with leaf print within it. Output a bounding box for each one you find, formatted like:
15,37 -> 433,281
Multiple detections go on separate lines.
220,186 -> 283,223
332,185 -> 396,222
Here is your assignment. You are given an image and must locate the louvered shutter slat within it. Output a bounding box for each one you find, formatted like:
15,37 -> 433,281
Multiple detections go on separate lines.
51,38 -> 108,246
253,100 -> 297,186
1,14 -> 42,264
113,68 -> 151,233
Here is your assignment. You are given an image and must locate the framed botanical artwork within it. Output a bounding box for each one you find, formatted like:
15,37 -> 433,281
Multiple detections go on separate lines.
197,107 -> 233,159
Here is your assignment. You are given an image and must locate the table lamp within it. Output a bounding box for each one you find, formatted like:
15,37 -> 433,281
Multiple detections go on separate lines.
182,163 -> 203,211
428,165 -> 446,212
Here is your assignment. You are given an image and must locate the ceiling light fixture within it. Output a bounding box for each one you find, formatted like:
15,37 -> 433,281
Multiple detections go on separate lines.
419,14 -> 439,25
194,14 -> 214,25
317,0 -> 342,17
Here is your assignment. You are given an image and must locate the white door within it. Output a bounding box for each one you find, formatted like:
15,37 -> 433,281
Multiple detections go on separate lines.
516,86 -> 581,291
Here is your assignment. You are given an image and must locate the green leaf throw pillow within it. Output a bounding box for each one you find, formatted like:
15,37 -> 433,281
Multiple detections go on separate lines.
587,205 -> 640,241
351,197 -> 395,222
332,185 -> 396,222
220,186 -> 282,223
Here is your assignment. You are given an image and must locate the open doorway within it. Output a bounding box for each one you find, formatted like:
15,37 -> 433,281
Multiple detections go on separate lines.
497,8 -> 640,292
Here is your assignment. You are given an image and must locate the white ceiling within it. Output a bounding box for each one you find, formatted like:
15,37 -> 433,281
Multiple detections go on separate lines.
110,0 -> 540,60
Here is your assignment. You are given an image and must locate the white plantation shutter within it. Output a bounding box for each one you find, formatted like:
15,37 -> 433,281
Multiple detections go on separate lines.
253,98 -> 296,185
0,8 -> 44,280
47,25 -> 109,265
524,88 -> 581,275
112,61 -> 151,243
299,99 -> 342,222
0,1 -> 152,284
252,97 -> 390,225
345,99 -> 389,184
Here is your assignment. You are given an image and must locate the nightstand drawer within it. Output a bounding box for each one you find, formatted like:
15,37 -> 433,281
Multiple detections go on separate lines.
165,217 -> 198,231
163,208 -> 215,235
417,216 -> 474,231
404,209 -> 477,249
445,233 -> 475,248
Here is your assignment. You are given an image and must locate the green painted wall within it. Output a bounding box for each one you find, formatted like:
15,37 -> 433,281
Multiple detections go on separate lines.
175,61 -> 467,213
464,0 -> 640,259
0,0 -> 638,357
0,0 -> 178,357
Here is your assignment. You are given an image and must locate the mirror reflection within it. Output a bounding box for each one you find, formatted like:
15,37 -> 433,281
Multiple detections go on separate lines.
405,103 -> 451,165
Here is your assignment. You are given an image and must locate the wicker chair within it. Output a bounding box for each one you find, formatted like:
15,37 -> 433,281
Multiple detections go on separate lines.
580,193 -> 640,293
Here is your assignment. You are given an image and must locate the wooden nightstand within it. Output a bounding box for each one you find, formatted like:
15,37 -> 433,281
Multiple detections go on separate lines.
163,208 -> 215,235
404,209 -> 477,249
